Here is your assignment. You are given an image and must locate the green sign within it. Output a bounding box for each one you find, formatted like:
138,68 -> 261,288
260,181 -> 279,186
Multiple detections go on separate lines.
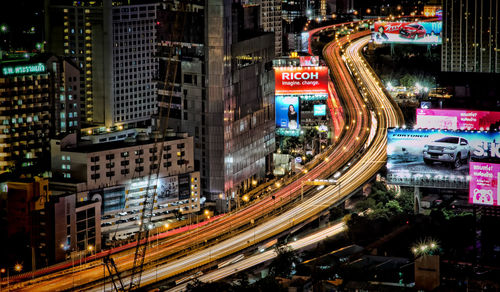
2,63 -> 46,76
301,94 -> 327,101
276,128 -> 302,137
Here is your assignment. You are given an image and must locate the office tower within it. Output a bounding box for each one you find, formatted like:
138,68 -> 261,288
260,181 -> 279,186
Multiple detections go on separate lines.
46,0 -> 158,127
0,54 -> 80,174
442,0 -> 499,73
158,1 -> 275,201
256,0 -> 283,56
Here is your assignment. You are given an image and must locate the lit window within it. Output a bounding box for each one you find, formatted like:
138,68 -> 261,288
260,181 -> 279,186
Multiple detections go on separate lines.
61,112 -> 65,119
61,122 -> 66,128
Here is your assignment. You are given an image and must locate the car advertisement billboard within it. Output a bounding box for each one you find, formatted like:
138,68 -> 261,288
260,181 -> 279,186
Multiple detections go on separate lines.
416,109 -> 500,131
300,56 -> 320,67
372,21 -> 442,44
274,66 -> 329,96
276,95 -> 300,130
387,128 -> 500,188
469,162 -> 500,206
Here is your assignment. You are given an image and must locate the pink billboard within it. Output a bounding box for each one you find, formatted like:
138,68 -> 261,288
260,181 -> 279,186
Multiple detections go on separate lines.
416,109 -> 500,131
469,162 -> 500,206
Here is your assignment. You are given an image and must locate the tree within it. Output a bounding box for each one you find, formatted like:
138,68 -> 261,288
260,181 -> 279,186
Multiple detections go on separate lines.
186,279 -> 233,292
396,188 -> 414,215
268,243 -> 301,278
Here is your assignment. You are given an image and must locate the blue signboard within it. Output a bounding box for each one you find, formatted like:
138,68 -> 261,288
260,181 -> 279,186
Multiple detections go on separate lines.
313,104 -> 326,116
275,95 -> 300,130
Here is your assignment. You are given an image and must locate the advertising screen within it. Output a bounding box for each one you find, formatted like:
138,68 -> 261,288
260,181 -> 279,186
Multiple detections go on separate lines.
469,162 -> 500,206
301,31 -> 310,53
313,104 -> 326,116
276,95 -> 300,130
300,56 -> 320,67
416,109 -> 500,131
275,66 -> 329,96
387,129 -> 500,188
372,21 -> 442,44
157,176 -> 179,200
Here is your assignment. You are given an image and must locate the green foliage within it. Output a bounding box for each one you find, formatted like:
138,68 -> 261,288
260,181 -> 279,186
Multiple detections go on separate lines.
396,188 -> 414,215
185,272 -> 287,292
385,200 -> 403,215
269,243 -> 301,278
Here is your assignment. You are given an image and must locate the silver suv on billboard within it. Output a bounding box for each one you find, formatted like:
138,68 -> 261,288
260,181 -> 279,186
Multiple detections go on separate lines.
423,136 -> 470,168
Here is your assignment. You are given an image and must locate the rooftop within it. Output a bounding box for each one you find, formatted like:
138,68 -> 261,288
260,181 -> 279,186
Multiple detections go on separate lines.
61,132 -> 189,154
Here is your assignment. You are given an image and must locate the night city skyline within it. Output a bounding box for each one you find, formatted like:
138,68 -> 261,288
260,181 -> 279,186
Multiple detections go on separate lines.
0,0 -> 499,291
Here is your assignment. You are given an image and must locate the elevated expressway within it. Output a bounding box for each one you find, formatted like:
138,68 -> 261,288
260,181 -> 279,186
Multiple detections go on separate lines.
12,30 -> 402,292
167,31 -> 406,292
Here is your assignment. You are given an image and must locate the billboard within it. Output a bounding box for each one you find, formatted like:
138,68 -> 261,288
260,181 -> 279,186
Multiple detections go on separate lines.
386,129 -> 500,188
372,21 -> 442,44
275,95 -> 300,130
274,66 -> 329,96
313,104 -> 326,116
157,176 -> 179,200
416,109 -> 500,131
469,162 -> 500,206
300,56 -> 319,67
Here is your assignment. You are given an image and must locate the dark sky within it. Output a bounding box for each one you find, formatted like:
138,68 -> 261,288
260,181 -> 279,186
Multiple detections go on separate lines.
0,0 -> 44,51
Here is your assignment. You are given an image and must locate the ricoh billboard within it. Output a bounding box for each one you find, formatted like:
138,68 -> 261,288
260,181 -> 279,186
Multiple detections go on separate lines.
372,21 -> 442,44
416,109 -> 500,131
274,66 -> 329,96
387,128 -> 500,188
469,162 -> 500,206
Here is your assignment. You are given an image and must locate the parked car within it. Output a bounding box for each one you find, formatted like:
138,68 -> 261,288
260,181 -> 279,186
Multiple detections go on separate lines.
423,136 -> 470,168
399,23 -> 426,39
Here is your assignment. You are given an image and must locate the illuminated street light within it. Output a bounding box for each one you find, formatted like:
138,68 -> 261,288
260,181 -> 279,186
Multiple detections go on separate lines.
411,239 -> 439,257
14,263 -> 23,272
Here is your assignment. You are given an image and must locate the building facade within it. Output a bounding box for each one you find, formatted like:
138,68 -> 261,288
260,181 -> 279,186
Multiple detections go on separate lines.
157,1 -> 275,201
46,0 -> 158,127
0,54 -> 80,173
51,131 -> 200,241
45,192 -> 101,264
442,0 -> 499,73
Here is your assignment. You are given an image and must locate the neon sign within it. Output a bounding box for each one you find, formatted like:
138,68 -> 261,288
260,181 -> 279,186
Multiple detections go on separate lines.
2,63 -> 46,76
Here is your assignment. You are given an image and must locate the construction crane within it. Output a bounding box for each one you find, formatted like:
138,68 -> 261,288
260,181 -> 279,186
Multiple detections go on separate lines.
104,1 -> 190,290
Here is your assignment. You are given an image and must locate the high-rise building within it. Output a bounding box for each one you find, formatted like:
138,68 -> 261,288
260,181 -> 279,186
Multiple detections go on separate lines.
45,0 -> 158,127
442,0 -> 499,73
157,1 -> 275,201
0,54 -> 80,174
254,0 -> 283,56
